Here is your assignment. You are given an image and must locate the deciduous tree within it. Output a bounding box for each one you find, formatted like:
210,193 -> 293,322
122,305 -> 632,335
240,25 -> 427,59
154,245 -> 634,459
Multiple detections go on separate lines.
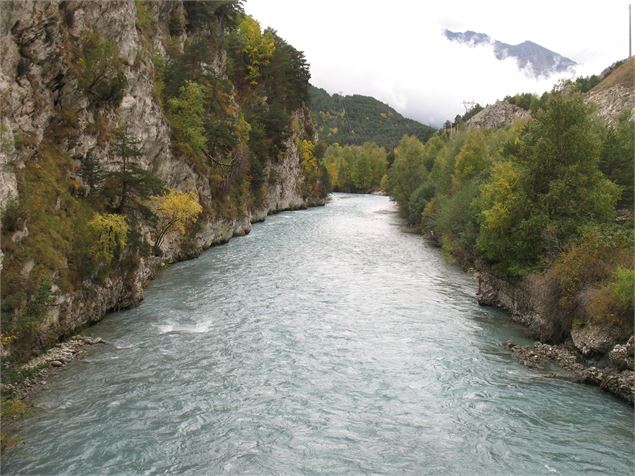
150,190 -> 203,255
88,213 -> 128,264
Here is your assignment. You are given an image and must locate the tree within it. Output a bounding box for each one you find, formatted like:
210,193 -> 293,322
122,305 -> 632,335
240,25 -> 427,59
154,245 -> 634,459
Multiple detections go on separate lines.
168,81 -> 208,156
299,138 -> 326,199
184,1 -> 245,32
408,180 -> 435,224
421,135 -> 445,171
88,213 -> 128,264
237,16 -> 275,85
323,142 -> 386,193
73,32 -> 127,107
478,89 -> 620,274
599,112 -> 634,211
388,135 -> 427,217
477,160 -> 530,272
263,29 -> 311,111
103,129 -> 164,213
79,153 -> 104,192
362,142 -> 388,187
150,190 -> 203,255
351,152 -> 372,191
452,128 -> 488,191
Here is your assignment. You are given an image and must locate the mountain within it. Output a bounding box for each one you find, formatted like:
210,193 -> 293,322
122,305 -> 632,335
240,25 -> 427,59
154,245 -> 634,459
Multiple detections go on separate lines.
444,29 -> 577,78
309,85 -> 436,150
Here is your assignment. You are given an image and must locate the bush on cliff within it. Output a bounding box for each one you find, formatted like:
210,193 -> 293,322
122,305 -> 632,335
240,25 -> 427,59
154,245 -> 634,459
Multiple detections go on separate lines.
72,31 -> 127,108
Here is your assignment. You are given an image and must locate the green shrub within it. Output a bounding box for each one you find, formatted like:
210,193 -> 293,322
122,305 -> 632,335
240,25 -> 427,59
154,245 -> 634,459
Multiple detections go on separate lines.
609,266 -> 635,309
408,181 -> 435,224
135,0 -> 153,37
547,225 -> 632,307
88,213 -> 128,264
434,181 -> 481,262
586,266 -> 635,331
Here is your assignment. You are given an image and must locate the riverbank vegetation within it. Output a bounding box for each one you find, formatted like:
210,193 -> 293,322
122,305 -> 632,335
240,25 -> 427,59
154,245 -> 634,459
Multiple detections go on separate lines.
386,84 -> 634,341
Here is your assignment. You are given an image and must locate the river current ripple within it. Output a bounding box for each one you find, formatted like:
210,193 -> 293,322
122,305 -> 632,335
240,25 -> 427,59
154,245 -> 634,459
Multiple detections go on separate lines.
3,194 -> 633,475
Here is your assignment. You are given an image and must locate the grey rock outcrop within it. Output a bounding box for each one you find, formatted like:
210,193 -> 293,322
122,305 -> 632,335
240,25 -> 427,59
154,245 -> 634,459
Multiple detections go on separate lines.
609,336 -> 635,371
466,101 -> 530,129
570,324 -> 627,358
587,84 -> 634,126
586,58 -> 634,126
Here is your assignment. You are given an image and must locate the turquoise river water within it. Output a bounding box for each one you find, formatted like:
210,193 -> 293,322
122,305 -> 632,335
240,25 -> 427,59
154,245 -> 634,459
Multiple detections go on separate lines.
3,194 -> 633,475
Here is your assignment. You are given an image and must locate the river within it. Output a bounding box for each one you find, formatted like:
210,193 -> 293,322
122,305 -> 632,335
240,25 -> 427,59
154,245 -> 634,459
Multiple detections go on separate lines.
3,194 -> 633,475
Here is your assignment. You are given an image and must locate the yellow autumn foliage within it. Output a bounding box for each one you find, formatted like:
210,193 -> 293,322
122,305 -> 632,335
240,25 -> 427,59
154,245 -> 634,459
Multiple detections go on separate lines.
299,139 -> 318,178
88,213 -> 128,263
238,16 -> 276,85
150,190 -> 203,253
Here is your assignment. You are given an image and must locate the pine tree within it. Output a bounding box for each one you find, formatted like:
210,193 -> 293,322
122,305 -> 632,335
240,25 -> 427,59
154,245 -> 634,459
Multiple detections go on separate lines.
79,153 -> 104,192
103,129 -> 164,213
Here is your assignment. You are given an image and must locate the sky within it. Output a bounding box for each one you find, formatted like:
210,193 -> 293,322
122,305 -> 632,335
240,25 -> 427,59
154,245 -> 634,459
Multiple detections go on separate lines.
244,0 -> 631,126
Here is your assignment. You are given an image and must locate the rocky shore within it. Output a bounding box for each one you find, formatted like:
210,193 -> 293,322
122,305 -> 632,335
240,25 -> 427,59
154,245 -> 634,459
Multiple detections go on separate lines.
478,270 -> 634,404
504,338 -> 634,404
1,335 -> 107,402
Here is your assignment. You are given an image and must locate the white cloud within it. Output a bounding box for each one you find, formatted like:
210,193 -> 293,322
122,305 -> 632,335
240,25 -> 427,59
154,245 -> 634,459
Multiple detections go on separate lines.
245,0 -> 631,127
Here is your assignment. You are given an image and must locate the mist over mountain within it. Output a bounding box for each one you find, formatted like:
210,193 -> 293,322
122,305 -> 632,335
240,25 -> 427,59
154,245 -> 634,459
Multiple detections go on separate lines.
444,29 -> 577,78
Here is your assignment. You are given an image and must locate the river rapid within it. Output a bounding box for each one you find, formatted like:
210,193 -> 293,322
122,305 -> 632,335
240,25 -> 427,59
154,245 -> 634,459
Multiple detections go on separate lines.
3,194 -> 633,475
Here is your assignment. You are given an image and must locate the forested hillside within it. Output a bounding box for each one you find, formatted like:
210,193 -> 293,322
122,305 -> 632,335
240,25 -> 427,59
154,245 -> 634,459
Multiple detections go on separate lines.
309,85 -> 435,149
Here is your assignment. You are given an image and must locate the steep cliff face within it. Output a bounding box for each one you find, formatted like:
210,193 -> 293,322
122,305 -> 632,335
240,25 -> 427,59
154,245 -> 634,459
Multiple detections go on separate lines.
0,1 -> 327,358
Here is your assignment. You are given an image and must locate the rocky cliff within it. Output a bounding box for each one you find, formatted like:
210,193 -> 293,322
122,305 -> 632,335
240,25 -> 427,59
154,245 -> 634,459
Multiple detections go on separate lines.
0,1 -> 327,359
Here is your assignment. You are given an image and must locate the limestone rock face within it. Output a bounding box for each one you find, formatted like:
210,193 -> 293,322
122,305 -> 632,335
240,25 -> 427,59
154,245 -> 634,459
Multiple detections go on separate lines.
475,271 -> 551,338
1,0 -> 325,351
0,0 -> 172,207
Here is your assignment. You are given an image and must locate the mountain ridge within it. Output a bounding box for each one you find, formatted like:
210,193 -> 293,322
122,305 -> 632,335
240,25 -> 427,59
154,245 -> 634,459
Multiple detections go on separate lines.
444,29 -> 577,78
